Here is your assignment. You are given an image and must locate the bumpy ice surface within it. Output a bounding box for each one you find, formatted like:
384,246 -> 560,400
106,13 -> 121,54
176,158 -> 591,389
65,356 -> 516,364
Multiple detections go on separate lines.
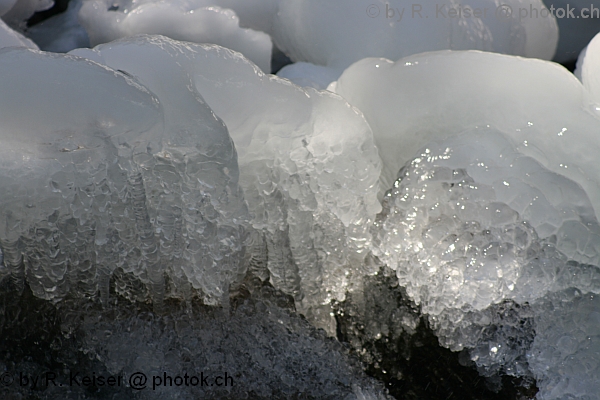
272,0 -> 558,70
0,46 -> 248,309
333,49 -> 600,398
70,35 -> 382,333
77,0 -> 272,71
24,0 -> 560,76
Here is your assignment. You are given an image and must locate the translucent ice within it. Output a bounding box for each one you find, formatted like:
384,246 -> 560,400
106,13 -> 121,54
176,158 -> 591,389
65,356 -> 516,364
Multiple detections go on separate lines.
331,50 -> 600,397
372,129 -> 600,392
76,0 -> 559,74
333,50 -> 600,217
272,0 -> 558,70
0,46 -> 248,308
0,0 -> 17,16
71,35 -> 382,333
528,289 -> 600,400
78,0 -> 272,72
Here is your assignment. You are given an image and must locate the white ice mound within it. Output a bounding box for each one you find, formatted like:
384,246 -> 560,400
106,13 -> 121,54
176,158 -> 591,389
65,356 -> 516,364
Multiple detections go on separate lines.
78,0 -> 271,72
0,46 -> 248,309
333,50 -> 600,397
332,50 -> 600,217
272,0 -> 558,70
71,35 -> 382,332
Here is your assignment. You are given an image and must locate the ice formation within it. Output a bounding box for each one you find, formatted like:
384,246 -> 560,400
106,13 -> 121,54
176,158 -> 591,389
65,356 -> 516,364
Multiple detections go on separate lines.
331,50 -> 600,398
0,45 -> 248,309
77,0 -> 272,72
3,2 -> 600,398
70,35 -> 382,332
0,0 -> 18,16
40,0 -> 559,73
332,50 -> 600,212
271,0 -> 558,70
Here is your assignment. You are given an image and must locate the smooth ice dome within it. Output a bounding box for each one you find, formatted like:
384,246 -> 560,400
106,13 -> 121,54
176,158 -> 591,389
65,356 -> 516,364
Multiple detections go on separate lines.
71,35 -> 382,333
0,46 -> 248,309
272,0 -> 558,70
332,50 -> 600,217
78,0 -> 272,71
